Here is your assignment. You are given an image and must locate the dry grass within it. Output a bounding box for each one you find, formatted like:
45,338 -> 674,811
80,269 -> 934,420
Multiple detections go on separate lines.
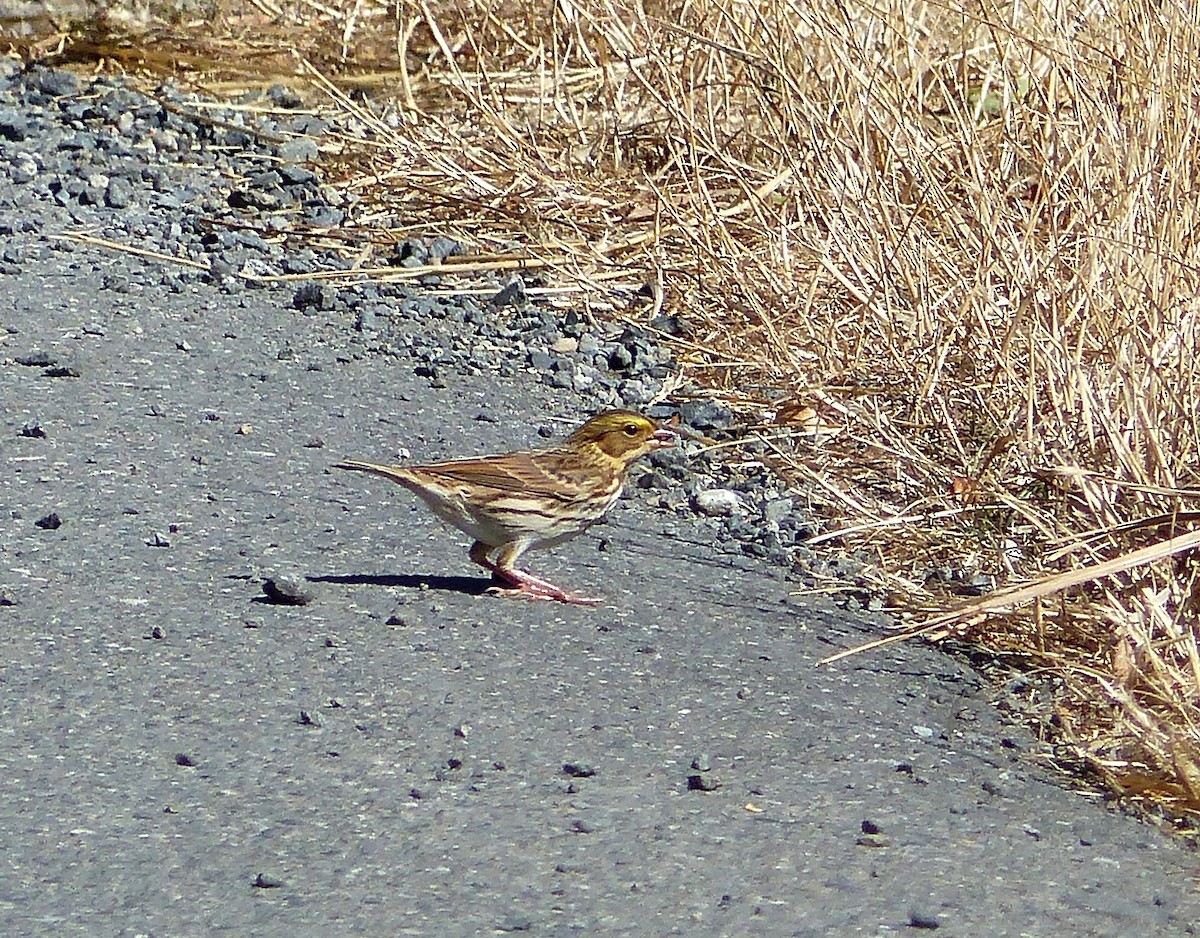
9,0 -> 1200,825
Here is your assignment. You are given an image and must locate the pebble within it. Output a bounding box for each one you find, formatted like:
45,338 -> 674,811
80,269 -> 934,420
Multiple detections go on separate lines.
428,235 -> 462,260
277,138 -> 318,163
490,279 -> 526,308
692,489 -> 742,517
762,497 -> 794,523
262,576 -> 317,606
679,398 -> 734,430
15,349 -> 54,367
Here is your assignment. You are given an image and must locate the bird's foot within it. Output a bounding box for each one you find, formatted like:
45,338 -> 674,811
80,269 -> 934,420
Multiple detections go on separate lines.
486,569 -> 603,607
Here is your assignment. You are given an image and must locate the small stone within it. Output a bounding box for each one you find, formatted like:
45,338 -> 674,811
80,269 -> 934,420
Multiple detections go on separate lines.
20,422 -> 46,439
607,344 -> 634,370
31,67 -> 78,97
16,349 -> 54,367
692,489 -> 741,517
277,138 -> 318,163
551,336 -> 578,354
679,399 -> 734,431
562,762 -> 596,778
9,152 -> 37,184
268,82 -> 303,107
146,532 -> 170,548
636,470 -> 669,490
908,910 -> 940,930
174,753 -> 197,767
763,497 -> 794,523
105,177 -> 135,209
649,314 -> 693,336
253,872 -> 284,889
489,279 -> 526,308
292,281 -> 329,311
150,626 -> 165,640
298,710 -> 321,727
955,572 -> 996,596
394,239 -> 429,266
0,108 -> 29,141
262,577 -> 316,606
279,165 -> 316,186
687,774 -> 720,791
35,512 -> 62,530
428,236 -> 462,260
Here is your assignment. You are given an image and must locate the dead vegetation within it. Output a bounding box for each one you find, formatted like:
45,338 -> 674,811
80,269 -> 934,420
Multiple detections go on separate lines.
7,0 -> 1200,826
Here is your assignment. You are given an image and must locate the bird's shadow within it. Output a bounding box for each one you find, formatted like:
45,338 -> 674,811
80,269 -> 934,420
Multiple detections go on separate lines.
309,572 -> 494,597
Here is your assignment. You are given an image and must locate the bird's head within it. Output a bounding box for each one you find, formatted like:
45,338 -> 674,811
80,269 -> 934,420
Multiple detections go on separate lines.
565,410 -> 678,467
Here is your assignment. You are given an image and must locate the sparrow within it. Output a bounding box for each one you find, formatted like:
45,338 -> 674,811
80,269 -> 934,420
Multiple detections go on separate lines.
334,409 -> 678,605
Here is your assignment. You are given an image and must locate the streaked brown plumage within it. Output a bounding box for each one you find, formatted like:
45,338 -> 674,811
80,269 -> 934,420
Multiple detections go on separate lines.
334,410 -> 678,605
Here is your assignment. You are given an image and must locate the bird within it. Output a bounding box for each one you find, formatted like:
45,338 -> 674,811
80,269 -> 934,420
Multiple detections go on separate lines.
333,409 -> 678,605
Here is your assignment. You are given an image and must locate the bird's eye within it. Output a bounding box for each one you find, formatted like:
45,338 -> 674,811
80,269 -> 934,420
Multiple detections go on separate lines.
623,423 -> 640,436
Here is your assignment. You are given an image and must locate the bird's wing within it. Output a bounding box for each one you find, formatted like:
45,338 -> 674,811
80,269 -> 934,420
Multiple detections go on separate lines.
421,451 -> 592,503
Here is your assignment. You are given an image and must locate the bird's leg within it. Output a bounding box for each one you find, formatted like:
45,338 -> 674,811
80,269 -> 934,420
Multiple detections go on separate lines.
468,540 -> 550,596
470,541 -> 603,606
468,540 -> 500,575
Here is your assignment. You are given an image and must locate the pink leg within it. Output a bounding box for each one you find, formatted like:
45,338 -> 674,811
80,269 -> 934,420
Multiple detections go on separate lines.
468,541 -> 603,606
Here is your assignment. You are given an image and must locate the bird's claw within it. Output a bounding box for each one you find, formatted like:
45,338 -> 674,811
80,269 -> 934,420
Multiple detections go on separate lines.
486,575 -> 603,606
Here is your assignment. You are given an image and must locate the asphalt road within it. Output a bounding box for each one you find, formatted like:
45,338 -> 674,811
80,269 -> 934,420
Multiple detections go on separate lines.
2,78 -> 1199,938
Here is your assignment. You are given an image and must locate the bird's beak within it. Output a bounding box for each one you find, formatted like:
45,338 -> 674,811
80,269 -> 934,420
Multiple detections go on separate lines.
651,427 -> 679,449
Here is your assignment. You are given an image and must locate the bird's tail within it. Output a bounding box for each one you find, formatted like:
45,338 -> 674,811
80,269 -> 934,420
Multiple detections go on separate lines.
333,460 -> 416,486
